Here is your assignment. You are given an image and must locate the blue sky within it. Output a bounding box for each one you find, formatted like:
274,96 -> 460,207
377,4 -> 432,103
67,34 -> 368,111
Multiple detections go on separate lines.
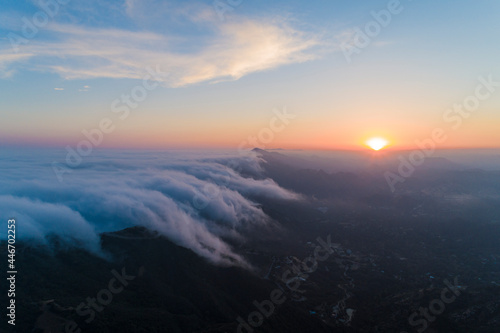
1,0 -> 499,149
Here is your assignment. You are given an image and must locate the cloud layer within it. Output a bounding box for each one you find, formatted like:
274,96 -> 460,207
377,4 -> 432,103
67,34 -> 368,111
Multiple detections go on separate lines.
1,0 -> 322,86
0,149 -> 298,267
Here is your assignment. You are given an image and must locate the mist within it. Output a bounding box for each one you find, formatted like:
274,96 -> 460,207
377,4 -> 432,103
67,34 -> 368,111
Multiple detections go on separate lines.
0,148 -> 299,267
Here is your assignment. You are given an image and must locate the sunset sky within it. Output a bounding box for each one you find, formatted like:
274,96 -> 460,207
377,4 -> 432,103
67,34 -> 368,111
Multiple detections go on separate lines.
1,0 -> 499,150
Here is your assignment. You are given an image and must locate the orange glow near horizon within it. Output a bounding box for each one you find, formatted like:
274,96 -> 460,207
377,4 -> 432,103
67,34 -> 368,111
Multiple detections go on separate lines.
5,125 -> 500,152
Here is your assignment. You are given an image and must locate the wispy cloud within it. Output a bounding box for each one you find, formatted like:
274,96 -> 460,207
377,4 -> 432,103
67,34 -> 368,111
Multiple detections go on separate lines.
4,20 -> 320,86
0,0 -> 325,87
0,52 -> 33,77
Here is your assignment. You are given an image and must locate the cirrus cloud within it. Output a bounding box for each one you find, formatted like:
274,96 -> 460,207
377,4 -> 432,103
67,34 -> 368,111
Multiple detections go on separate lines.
1,0 -> 324,87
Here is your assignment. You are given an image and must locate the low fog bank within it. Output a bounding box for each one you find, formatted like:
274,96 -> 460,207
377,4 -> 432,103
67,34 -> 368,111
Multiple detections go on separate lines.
0,148 -> 299,267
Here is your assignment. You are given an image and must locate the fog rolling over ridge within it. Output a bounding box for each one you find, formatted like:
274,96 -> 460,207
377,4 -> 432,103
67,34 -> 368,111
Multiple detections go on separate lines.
0,149 -> 299,267
2,0 -> 500,331
2,147 -> 499,266
1,147 -> 500,332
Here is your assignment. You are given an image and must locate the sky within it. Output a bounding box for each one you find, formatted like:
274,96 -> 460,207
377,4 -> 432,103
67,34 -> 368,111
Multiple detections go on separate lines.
1,0 -> 500,151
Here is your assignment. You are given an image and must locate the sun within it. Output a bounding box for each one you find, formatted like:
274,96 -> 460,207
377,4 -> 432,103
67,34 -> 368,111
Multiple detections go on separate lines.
366,137 -> 389,151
